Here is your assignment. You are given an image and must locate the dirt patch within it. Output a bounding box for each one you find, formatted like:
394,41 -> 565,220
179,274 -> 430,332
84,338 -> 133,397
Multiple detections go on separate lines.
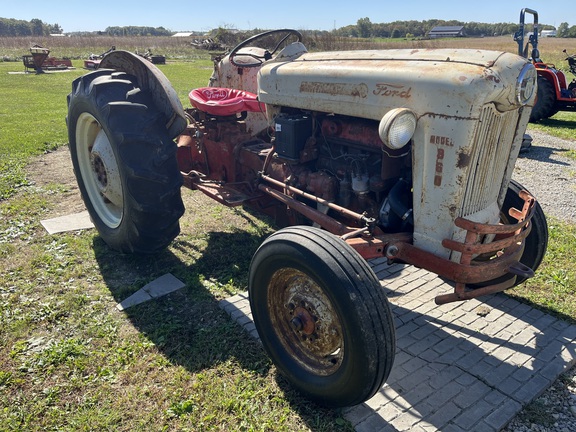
26,145 -> 87,218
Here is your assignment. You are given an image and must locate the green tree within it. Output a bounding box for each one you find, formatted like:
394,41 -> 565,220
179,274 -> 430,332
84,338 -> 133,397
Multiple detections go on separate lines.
557,22 -> 570,38
30,18 -> 44,36
357,17 -> 372,38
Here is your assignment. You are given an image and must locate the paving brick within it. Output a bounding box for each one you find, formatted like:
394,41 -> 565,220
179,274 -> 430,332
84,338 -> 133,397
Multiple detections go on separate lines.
391,409 -> 422,431
423,401 -> 461,430
453,399 -> 494,429
424,380 -> 464,409
483,389 -> 508,407
397,380 -> 436,406
345,403 -> 374,427
453,380 -> 491,409
484,362 -> 513,389
484,398 -> 522,430
365,390 -> 393,412
405,334 -> 442,356
418,348 -> 441,363
512,373 -> 551,402
395,321 -> 420,339
540,359 -> 568,382
396,335 -> 419,351
436,346 -> 468,365
560,323 -> 576,341
355,414 -> 395,432
375,401 -> 403,423
507,350 -> 532,367
498,375 -> 524,394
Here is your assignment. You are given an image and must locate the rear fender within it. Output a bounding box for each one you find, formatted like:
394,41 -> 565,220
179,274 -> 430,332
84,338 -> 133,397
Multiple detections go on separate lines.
100,50 -> 186,138
537,67 -> 565,95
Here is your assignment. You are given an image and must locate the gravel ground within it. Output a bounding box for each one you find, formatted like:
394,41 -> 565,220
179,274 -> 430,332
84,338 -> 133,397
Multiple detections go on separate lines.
503,129 -> 576,432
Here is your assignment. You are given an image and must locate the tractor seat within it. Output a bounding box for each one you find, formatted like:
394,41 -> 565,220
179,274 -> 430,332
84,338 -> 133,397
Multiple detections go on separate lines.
189,87 -> 266,116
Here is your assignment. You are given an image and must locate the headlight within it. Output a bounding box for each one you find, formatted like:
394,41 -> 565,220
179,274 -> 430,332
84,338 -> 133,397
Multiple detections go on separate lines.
379,108 -> 417,150
516,63 -> 537,105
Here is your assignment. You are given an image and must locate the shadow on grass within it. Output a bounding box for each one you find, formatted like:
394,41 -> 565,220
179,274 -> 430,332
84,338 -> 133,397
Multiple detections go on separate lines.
91,227 -> 351,431
535,117 -> 576,130
92,228 -> 266,373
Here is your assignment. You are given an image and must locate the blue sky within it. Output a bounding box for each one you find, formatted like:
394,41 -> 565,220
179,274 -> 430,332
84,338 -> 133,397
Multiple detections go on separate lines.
3,0 -> 573,33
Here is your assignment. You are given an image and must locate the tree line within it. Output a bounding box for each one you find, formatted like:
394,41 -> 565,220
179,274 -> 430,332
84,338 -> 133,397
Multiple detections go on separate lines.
0,17 -> 174,37
0,18 -> 62,36
335,17 -> 562,39
2,15 -> 575,39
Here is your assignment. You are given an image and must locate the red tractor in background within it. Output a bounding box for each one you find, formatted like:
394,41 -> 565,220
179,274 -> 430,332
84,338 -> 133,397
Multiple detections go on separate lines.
515,8 -> 576,122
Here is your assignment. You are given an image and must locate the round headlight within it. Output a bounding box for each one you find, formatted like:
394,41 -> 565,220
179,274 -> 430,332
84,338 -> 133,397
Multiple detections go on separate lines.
379,108 -> 417,150
516,63 -> 537,105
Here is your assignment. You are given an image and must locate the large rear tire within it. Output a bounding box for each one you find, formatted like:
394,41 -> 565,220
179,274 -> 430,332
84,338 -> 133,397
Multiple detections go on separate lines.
67,69 -> 184,253
249,226 -> 395,407
530,76 -> 556,122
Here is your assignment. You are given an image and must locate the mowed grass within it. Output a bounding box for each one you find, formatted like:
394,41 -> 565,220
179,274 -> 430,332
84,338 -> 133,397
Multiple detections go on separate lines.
0,36 -> 575,430
0,52 -> 354,430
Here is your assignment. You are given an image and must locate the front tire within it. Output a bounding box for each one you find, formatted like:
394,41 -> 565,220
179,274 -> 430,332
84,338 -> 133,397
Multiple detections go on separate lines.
249,226 -> 395,407
67,69 -> 184,253
503,179 -> 548,285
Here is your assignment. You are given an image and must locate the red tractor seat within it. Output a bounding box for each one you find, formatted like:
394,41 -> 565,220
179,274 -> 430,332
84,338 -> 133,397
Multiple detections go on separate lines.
189,87 -> 266,116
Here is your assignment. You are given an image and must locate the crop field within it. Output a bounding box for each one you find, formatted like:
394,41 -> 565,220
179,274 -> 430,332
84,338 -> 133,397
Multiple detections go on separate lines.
0,35 -> 575,431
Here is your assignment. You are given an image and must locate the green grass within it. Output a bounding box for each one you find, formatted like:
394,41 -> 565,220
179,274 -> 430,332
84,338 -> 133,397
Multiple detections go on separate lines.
528,111 -> 576,140
0,58 -> 354,429
509,219 -> 576,320
0,63 -> 82,199
0,38 -> 575,430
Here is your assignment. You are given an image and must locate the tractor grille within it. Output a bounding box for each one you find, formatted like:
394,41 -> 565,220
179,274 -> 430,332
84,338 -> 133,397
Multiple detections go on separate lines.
460,104 -> 518,217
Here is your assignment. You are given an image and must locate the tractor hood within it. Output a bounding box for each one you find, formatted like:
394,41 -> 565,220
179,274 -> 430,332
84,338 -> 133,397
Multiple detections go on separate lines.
257,49 -> 531,120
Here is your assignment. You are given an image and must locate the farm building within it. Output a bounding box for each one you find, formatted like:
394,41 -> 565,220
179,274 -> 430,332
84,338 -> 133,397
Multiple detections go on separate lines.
428,26 -> 466,38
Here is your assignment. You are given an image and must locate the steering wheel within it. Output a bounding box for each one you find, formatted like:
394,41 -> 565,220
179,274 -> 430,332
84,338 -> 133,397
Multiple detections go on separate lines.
229,29 -> 303,68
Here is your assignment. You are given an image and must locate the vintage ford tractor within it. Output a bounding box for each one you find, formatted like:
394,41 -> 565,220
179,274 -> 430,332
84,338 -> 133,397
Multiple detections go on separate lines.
66,30 -> 548,407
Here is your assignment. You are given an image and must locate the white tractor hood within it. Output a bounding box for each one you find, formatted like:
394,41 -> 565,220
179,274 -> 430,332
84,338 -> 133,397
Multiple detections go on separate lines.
257,49 -> 530,120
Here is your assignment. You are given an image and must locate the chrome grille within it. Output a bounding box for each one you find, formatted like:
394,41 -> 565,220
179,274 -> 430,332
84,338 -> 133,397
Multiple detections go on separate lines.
460,104 -> 518,217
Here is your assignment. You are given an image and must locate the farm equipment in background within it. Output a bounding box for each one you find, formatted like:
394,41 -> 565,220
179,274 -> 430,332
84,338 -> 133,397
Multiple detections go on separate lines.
84,46 -> 116,69
67,29 -> 548,407
23,45 -> 72,73
84,47 -> 165,69
515,7 -> 576,122
136,49 -> 166,65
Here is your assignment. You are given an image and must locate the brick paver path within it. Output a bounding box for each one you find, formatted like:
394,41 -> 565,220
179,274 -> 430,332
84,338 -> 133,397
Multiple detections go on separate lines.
220,258 -> 576,431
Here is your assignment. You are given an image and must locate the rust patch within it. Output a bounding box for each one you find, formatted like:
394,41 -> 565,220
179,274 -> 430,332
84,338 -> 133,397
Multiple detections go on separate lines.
483,70 -> 501,83
457,151 -> 471,168
299,81 -> 368,98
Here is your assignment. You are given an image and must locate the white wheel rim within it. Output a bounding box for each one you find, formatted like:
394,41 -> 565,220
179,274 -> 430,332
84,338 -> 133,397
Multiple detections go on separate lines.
75,112 -> 123,228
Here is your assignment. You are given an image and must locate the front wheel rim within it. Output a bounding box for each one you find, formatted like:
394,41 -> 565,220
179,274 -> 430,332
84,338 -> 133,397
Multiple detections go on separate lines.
267,267 -> 344,376
75,112 -> 123,228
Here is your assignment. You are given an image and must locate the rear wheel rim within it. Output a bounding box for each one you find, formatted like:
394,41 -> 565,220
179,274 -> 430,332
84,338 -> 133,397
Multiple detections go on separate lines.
75,112 -> 123,228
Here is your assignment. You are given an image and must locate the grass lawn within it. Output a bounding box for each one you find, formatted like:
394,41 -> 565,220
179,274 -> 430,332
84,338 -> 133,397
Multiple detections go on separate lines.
0,37 -> 575,431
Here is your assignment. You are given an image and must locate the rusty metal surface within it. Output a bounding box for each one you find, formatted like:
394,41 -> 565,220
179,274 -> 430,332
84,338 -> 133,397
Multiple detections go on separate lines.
260,174 -> 370,226
266,267 -> 344,376
388,190 -> 535,304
